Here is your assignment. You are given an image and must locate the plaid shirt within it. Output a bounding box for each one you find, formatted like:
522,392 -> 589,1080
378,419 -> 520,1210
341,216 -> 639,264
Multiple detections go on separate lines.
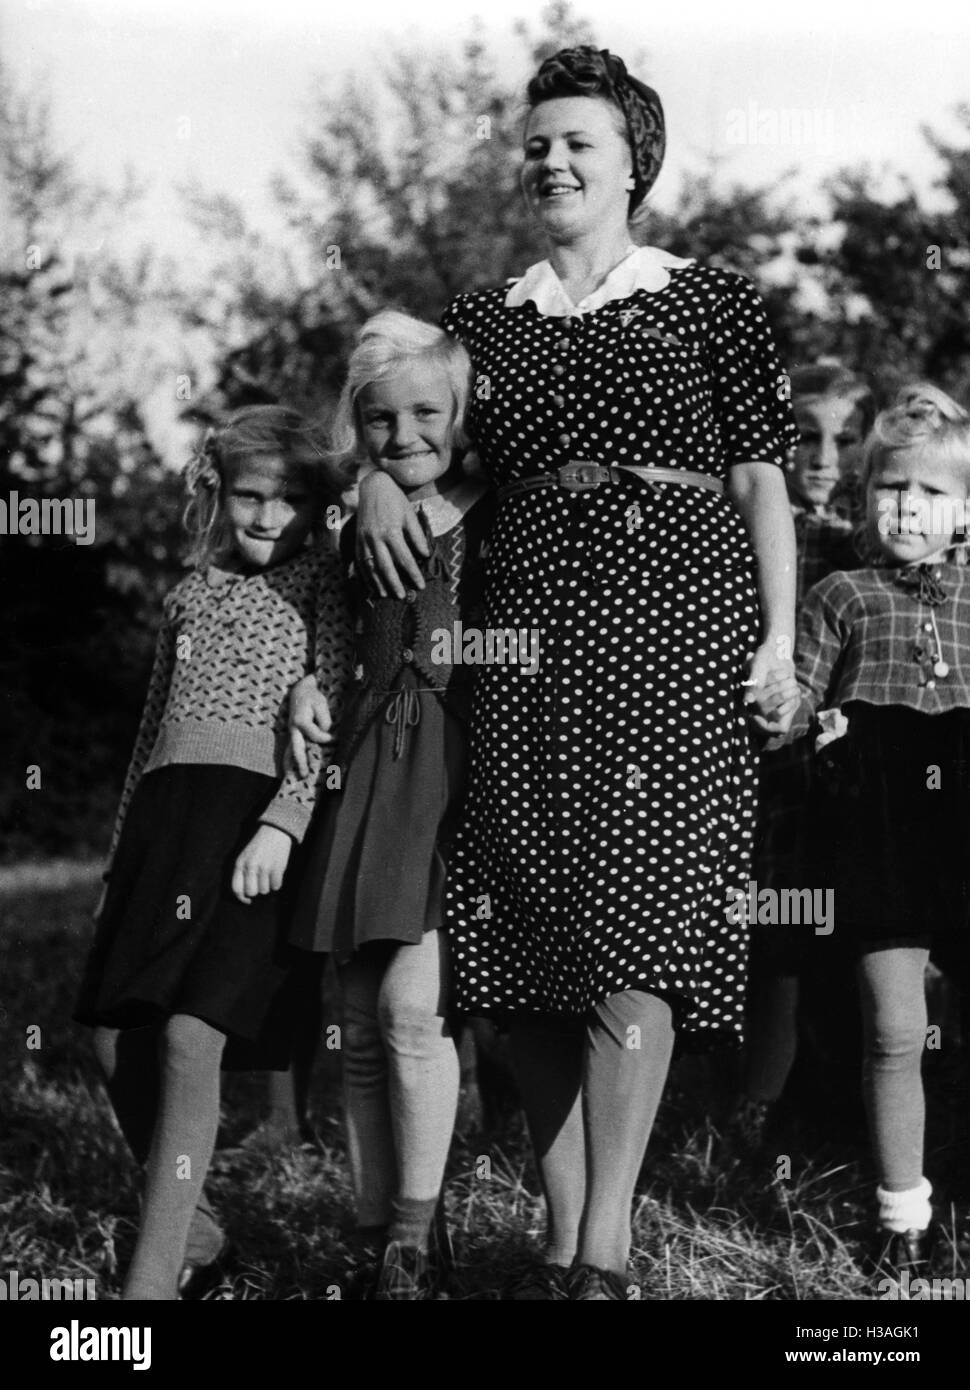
786,561 -> 970,741
792,507 -> 858,606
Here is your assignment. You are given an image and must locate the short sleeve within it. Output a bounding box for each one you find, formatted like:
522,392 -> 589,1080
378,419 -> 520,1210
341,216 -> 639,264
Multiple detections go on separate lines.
441,295 -> 467,344
707,274 -> 800,469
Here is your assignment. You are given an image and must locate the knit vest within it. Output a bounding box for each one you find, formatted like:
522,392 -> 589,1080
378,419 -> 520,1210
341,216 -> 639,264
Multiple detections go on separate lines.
338,495 -> 494,767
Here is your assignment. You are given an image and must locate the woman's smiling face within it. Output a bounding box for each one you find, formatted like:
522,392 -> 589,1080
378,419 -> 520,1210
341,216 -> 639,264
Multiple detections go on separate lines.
521,97 -> 633,242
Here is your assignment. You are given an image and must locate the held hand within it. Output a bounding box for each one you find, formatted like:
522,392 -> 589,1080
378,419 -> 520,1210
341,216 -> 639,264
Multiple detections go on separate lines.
288,675 -> 333,778
232,825 -> 293,905
93,881 -> 109,923
742,640 -> 800,737
357,471 -> 430,599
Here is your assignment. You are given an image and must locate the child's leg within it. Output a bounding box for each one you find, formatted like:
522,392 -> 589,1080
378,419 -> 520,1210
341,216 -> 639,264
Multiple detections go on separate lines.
856,945 -> 932,1227
93,1024 -> 224,1269
378,929 -> 460,1250
742,972 -> 800,1103
92,1025 -> 160,1164
338,948 -> 397,1235
123,1014 -> 226,1301
509,1015 -> 586,1267
578,988 -> 675,1276
258,974 -> 324,1143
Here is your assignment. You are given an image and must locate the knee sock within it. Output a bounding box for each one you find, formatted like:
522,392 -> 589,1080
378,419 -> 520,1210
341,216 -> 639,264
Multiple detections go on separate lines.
380,932 -> 460,1217
122,1014 -> 226,1301
94,1024 -> 224,1264
857,946 -> 929,1193
340,950 -> 398,1229
387,1195 -> 440,1252
579,989 -> 675,1275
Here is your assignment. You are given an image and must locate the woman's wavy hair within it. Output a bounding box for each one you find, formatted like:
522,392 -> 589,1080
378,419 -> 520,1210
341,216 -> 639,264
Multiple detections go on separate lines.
858,382 -> 970,558
330,310 -> 472,477
182,404 -> 341,568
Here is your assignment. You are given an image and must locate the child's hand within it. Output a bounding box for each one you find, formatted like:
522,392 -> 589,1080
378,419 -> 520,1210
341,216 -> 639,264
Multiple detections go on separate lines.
288,675 -> 333,778
93,880 -> 109,923
232,825 -> 293,905
742,640 -> 800,737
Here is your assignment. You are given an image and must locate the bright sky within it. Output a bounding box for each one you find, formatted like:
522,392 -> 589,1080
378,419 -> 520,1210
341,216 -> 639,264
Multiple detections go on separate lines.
5,0 -> 970,271
4,0 -> 969,464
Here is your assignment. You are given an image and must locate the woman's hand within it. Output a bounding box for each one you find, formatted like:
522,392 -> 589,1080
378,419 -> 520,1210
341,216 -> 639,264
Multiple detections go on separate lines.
288,675 -> 334,778
743,639 -> 800,736
232,825 -> 293,904
357,470 -> 429,599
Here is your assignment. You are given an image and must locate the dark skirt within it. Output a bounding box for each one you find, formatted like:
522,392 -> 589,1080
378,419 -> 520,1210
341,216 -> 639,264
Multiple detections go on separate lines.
750,738 -> 816,977
807,702 -> 970,946
75,764 -> 322,1070
289,669 -> 469,961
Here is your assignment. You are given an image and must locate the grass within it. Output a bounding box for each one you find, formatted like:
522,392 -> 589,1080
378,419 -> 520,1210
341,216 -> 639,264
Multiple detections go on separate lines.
1,870 -> 969,1301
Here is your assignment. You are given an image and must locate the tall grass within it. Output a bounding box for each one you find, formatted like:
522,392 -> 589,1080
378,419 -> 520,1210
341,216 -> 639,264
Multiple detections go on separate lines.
1,875 -> 967,1300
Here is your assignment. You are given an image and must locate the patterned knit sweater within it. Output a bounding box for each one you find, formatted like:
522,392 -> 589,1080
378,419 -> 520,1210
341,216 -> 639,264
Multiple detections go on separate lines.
107,544 -> 354,864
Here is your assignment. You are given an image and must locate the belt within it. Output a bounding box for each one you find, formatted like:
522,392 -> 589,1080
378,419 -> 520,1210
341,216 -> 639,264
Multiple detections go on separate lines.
497,461 -> 724,502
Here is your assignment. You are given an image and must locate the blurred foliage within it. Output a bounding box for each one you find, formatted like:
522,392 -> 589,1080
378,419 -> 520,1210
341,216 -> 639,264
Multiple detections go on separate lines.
4,4 -> 970,859
0,64 -> 182,862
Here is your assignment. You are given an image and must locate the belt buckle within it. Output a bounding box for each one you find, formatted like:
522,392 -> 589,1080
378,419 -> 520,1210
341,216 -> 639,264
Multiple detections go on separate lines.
558,460 -> 612,492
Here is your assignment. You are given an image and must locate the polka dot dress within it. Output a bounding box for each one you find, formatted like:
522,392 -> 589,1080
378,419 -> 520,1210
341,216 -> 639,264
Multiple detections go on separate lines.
441,262 -> 799,1044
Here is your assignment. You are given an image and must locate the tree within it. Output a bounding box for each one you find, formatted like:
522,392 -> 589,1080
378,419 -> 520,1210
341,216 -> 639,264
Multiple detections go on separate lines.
0,64 -> 182,860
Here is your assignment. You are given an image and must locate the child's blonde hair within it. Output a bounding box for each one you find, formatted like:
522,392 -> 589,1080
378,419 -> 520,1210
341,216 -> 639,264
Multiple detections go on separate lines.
182,404 -> 340,568
859,383 -> 970,557
330,310 -> 472,471
861,383 -> 970,489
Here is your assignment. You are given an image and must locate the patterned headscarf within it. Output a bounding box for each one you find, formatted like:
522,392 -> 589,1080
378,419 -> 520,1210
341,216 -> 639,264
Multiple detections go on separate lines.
599,49 -> 666,208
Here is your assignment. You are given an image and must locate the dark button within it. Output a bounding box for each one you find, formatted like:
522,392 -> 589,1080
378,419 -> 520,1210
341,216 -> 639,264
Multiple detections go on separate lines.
405,590 -> 417,603
402,647 -> 414,663
551,363 -> 566,378
552,393 -> 566,408
557,337 -> 571,352
557,432 -> 572,447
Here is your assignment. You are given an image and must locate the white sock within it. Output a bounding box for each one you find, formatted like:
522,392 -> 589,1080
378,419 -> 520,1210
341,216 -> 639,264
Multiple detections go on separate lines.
876,1178 -> 932,1234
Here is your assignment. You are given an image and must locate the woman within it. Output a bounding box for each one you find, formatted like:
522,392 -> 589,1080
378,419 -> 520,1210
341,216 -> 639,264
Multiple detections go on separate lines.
348,45 -> 799,1299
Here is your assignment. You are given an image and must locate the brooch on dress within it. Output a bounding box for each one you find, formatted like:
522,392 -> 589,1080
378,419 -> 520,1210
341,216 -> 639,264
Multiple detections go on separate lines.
641,324 -> 684,348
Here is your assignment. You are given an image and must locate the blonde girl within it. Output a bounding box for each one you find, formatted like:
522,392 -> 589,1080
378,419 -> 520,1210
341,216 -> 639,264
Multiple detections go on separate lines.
289,310 -> 493,1300
772,384 -> 970,1276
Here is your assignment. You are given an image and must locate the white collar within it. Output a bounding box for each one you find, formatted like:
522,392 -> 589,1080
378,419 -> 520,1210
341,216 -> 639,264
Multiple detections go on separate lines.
504,244 -> 694,317
412,477 -> 488,536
